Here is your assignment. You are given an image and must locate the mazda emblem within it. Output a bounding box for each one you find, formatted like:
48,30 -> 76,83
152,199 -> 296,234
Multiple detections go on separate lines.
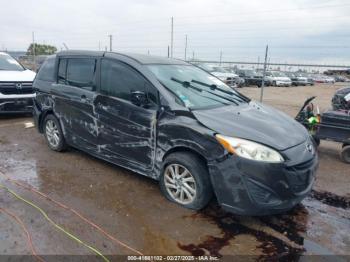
306,143 -> 314,154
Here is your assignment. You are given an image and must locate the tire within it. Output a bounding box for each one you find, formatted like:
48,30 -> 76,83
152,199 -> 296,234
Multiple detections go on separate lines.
43,114 -> 67,152
312,136 -> 320,147
159,152 -> 213,210
340,145 -> 350,164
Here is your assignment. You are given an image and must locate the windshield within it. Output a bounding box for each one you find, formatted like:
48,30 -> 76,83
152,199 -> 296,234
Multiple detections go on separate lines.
271,71 -> 287,77
148,64 -> 248,109
0,54 -> 24,71
212,67 -> 228,73
198,64 -> 214,72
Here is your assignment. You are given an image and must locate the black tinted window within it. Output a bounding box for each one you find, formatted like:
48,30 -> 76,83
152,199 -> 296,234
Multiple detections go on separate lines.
101,59 -> 147,101
36,57 -> 55,81
66,58 -> 96,90
58,59 -> 67,84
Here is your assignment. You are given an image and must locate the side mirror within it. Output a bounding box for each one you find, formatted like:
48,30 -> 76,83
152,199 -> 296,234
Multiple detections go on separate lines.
131,91 -> 149,107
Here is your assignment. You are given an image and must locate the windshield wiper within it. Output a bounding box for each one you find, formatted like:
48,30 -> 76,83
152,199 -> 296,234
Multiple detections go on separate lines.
171,77 -> 238,105
191,79 -> 250,103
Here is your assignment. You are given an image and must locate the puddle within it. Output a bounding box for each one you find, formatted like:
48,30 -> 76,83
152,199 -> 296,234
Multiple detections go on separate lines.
179,193 -> 350,259
179,204 -> 304,259
310,190 -> 350,209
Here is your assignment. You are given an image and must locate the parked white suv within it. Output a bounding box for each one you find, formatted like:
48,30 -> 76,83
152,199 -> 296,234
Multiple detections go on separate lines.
265,71 -> 292,87
0,52 -> 36,113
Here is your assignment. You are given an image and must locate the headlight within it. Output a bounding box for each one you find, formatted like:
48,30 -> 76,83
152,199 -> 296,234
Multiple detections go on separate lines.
215,134 -> 284,163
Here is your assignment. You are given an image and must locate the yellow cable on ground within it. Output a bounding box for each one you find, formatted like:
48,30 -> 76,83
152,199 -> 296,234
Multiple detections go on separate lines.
0,183 -> 110,262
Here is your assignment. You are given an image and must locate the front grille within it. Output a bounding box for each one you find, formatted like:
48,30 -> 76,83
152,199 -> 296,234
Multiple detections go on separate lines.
0,82 -> 33,95
285,159 -> 314,193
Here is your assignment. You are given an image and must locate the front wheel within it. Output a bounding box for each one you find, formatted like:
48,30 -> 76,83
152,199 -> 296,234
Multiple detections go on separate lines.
159,152 -> 213,210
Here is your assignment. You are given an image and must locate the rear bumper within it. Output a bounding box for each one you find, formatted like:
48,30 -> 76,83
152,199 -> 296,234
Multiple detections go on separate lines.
0,93 -> 35,113
208,142 -> 318,216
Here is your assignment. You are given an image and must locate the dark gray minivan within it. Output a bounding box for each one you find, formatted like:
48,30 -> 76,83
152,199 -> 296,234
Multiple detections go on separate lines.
33,51 -> 318,215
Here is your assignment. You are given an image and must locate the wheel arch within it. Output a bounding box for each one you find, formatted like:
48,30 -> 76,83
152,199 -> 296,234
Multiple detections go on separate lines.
161,146 -> 209,169
39,109 -> 55,133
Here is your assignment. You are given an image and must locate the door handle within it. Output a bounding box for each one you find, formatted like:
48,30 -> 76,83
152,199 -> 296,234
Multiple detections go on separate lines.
80,95 -> 90,103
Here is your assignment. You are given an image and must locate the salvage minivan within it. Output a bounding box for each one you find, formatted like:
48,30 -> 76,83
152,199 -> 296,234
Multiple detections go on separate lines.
33,51 -> 318,215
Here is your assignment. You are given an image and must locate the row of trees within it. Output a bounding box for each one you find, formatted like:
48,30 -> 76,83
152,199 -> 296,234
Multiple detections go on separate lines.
26,43 -> 57,55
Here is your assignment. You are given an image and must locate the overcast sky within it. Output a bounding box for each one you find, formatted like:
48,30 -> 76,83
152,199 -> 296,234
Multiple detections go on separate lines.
1,0 -> 350,64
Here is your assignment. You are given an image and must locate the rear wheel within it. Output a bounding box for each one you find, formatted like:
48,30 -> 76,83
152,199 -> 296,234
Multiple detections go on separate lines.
159,152 -> 213,210
44,115 -> 67,152
340,145 -> 350,164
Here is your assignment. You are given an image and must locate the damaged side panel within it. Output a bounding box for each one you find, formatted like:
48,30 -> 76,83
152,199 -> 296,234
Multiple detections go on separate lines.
34,87 -> 226,180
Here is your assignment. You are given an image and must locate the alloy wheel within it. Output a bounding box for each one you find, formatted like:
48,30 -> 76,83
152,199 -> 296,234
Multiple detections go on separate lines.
164,164 -> 197,205
45,119 -> 60,148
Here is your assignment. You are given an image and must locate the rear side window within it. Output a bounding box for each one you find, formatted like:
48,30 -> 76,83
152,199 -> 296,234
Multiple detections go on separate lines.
66,58 -> 96,90
100,59 -> 151,102
36,57 -> 55,81
58,59 -> 67,84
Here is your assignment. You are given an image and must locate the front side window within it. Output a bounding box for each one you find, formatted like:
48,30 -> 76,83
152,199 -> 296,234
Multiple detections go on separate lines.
36,57 -> 55,81
0,53 -> 24,71
100,59 -> 150,102
66,58 -> 96,90
148,64 -> 248,110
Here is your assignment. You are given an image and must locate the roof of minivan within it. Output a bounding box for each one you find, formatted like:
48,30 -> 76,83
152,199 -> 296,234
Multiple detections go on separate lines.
57,50 -> 188,65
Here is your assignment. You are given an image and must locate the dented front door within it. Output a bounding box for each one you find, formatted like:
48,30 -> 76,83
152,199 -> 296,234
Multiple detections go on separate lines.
95,95 -> 157,171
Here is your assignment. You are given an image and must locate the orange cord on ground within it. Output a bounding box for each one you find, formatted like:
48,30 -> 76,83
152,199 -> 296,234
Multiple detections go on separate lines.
0,171 -> 144,256
0,207 -> 45,262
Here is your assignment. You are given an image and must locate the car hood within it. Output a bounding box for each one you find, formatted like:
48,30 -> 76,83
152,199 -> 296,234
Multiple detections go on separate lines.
192,101 -> 308,151
0,69 -> 36,82
273,77 -> 291,81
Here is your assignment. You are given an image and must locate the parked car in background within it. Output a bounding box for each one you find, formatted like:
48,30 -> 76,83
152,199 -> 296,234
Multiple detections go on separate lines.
236,69 -> 271,87
0,52 -> 36,113
299,73 -> 315,86
312,74 -> 335,84
265,71 -> 292,87
334,75 -> 350,82
223,67 -> 245,87
285,72 -> 308,86
196,64 -> 238,87
33,51 -> 318,215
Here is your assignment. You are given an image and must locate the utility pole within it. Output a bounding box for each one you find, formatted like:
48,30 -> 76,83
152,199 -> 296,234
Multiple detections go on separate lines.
219,51 -> 223,66
98,41 -> 101,51
260,45 -> 269,102
184,34 -> 188,61
170,17 -> 174,58
167,46 -> 170,58
62,43 -> 69,50
32,32 -> 36,72
108,35 -> 113,51
257,56 -> 260,70
192,51 -> 195,61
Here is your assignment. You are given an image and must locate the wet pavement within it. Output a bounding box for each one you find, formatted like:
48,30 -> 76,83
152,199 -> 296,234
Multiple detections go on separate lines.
0,84 -> 349,260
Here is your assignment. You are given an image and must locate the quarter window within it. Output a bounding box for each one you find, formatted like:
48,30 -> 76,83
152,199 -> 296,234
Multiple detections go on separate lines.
100,59 -> 149,102
66,58 -> 96,90
57,59 -> 67,84
36,57 -> 55,81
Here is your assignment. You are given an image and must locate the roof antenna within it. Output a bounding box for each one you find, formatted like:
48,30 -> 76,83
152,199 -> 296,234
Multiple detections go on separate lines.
62,43 -> 69,50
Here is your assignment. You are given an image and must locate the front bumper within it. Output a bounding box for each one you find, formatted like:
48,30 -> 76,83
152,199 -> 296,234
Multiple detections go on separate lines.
0,93 -> 36,113
276,81 -> 292,87
208,142 -> 318,216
